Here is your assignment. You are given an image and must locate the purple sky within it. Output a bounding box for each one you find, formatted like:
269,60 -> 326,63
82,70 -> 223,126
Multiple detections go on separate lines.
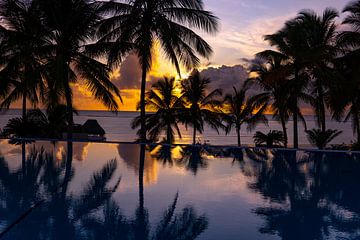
201,0 -> 349,65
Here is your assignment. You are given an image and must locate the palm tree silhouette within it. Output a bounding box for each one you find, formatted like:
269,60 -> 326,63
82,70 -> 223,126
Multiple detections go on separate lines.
223,85 -> 268,147
2,105 -> 74,140
249,52 -> 296,147
38,0 -> 121,139
0,0 -> 49,119
263,11 -> 318,148
253,130 -> 286,147
305,128 -> 342,149
180,70 -> 223,145
338,0 -> 360,49
296,9 -> 339,133
132,77 -> 186,144
97,0 -> 219,142
334,2 -> 360,144
332,51 -> 360,144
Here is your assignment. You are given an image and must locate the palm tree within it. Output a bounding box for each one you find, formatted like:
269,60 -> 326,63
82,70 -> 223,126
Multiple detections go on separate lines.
306,128 -> 342,150
97,0 -> 219,142
338,0 -> 360,49
333,2 -> 360,144
2,105 -> 77,140
333,53 -> 360,143
2,109 -> 47,140
263,11 -> 321,148
253,130 -> 286,147
223,86 -> 268,147
132,77 -> 186,144
180,70 -> 223,145
297,9 -> 339,133
0,0 -> 49,119
38,0 -> 121,139
249,52 -> 293,147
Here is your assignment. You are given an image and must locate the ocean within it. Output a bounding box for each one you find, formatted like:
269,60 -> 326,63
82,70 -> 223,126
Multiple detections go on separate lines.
0,109 -> 354,147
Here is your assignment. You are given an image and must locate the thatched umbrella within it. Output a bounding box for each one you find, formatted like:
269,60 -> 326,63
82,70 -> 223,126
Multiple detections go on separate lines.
82,119 -> 106,136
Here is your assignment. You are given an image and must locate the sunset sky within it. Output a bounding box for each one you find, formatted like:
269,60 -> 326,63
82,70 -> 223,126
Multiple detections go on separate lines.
72,0 -> 349,111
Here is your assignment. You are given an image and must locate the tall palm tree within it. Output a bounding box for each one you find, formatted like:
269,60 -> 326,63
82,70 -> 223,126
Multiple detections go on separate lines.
38,0 -> 121,139
97,0 -> 219,142
296,9 -> 339,133
263,11 -> 318,148
334,1 -> 360,143
0,0 -> 49,119
332,50 -> 360,143
132,77 -> 186,144
223,86 -> 268,147
180,70 -> 223,145
249,52 -> 293,147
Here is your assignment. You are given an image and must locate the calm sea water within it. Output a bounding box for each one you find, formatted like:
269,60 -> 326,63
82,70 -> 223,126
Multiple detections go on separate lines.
0,141 -> 359,239
0,109 -> 355,147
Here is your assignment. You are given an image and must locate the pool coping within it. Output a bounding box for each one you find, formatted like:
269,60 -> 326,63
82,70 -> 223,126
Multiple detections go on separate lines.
0,137 -> 359,154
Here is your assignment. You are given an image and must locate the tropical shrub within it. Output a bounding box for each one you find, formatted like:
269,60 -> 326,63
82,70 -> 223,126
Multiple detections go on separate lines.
306,128 -> 342,149
253,130 -> 286,147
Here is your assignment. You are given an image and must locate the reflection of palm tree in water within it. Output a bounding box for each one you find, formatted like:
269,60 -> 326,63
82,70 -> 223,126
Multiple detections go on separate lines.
151,144 -> 214,175
132,144 -> 208,240
0,144 -> 209,239
177,146 -> 209,175
118,144 -> 158,185
0,144 -> 121,239
250,150 -> 360,240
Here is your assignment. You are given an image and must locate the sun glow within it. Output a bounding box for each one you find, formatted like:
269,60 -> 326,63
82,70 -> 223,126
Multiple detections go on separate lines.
73,43 -> 198,111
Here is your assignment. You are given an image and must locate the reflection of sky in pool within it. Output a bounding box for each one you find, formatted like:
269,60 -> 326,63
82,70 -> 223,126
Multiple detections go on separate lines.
0,140 -> 359,240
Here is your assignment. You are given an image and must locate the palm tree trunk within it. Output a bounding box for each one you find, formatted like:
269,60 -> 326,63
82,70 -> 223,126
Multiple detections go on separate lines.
293,110 -> 298,148
280,116 -> 288,147
21,84 -> 27,174
21,90 -> 27,167
22,90 -> 27,121
318,86 -> 326,133
236,126 -> 241,147
140,67 -> 147,142
65,86 -> 73,141
167,124 -> 172,144
192,126 -> 197,145
293,66 -> 299,149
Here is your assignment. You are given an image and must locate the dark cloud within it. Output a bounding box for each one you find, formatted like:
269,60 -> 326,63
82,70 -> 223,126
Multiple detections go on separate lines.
113,54 -> 142,90
200,65 -> 249,94
112,54 -> 163,90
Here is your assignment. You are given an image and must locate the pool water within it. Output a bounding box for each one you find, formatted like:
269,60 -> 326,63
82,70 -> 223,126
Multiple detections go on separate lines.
0,140 -> 359,240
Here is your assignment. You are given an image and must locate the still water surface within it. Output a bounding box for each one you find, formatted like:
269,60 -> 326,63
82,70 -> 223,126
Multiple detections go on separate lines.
0,140 -> 359,239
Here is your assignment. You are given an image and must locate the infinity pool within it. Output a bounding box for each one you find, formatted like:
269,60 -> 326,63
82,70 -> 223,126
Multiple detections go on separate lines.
0,140 -> 359,239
